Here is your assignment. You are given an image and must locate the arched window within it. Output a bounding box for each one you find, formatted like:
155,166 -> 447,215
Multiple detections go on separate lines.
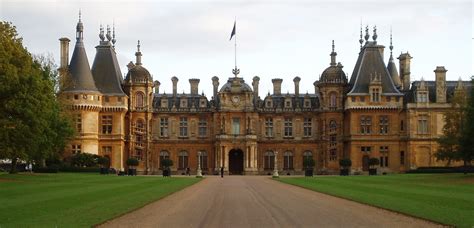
159,151 -> 170,169
303,151 -> 313,167
135,92 -> 144,108
283,151 -> 293,170
198,151 -> 208,170
264,151 -> 275,170
329,92 -> 337,108
178,151 -> 188,170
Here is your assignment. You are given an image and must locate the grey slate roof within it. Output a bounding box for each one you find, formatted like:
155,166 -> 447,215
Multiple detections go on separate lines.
261,94 -> 320,109
65,41 -> 99,93
387,56 -> 401,88
406,80 -> 472,103
219,77 -> 253,93
91,41 -> 126,96
348,42 -> 402,95
153,93 -> 210,109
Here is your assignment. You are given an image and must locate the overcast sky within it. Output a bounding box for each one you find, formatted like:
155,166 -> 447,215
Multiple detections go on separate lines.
1,0 -> 472,97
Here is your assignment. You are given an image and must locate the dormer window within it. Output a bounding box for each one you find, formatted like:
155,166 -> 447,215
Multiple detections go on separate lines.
371,88 -> 380,102
304,100 -> 311,108
417,92 -> 428,103
266,100 -> 272,108
200,99 -> 206,108
285,100 -> 292,108
180,99 -> 187,108
161,98 -> 168,108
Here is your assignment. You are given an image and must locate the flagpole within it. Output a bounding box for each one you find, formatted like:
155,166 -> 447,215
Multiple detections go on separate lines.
234,18 -> 237,71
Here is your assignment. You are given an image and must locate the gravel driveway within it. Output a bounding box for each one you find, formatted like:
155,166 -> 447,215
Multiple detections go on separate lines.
99,176 -> 441,228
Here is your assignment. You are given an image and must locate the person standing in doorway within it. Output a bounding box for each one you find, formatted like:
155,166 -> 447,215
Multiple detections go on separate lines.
220,166 -> 224,178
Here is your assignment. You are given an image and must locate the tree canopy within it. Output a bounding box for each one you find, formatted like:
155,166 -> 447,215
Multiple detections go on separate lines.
0,21 -> 74,173
458,77 -> 474,167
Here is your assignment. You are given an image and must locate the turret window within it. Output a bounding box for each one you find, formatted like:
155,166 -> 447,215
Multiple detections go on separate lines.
371,88 -> 380,102
135,92 -> 144,108
101,115 -> 113,134
75,114 -> 82,133
72,144 -> 81,154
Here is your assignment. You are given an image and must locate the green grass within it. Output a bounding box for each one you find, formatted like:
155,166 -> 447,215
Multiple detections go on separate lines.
278,174 -> 474,228
0,172 -> 200,227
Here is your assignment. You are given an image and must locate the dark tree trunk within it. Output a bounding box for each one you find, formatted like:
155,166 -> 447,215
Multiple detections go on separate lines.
9,157 -> 18,174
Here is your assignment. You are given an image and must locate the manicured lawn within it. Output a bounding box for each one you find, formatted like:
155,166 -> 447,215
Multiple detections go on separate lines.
0,172 -> 200,227
278,174 -> 474,228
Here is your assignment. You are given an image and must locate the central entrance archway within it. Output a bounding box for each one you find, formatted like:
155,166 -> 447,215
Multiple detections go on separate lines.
229,149 -> 244,175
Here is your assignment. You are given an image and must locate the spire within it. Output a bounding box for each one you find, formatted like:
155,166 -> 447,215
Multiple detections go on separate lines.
135,40 -> 142,65
372,26 -> 377,42
364,25 -> 370,43
75,10 -> 84,42
112,22 -> 116,47
389,28 -> 394,60
359,22 -> 364,49
330,40 -> 337,66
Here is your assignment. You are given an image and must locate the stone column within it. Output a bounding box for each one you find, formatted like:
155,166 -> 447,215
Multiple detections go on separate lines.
273,151 -> 279,178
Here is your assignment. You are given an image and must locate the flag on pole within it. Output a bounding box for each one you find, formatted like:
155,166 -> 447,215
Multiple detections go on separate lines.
229,20 -> 236,41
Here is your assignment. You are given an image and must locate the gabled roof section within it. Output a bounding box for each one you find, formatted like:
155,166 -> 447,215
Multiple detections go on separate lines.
348,42 -> 402,96
91,41 -> 126,96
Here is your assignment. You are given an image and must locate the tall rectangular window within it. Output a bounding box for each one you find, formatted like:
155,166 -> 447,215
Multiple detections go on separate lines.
379,115 -> 389,134
417,116 -> 428,134
232,118 -> 240,135
102,146 -> 112,155
329,149 -> 337,161
360,116 -> 372,134
265,118 -> 273,137
303,118 -> 312,137
72,144 -> 81,154
179,117 -> 188,137
198,118 -> 207,137
284,117 -> 293,137
372,88 -> 380,102
379,146 -> 389,167
75,114 -> 82,133
101,115 -> 113,134
160,117 -> 169,137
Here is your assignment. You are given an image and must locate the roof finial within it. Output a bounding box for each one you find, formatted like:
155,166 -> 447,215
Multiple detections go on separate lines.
106,25 -> 111,41
359,21 -> 364,48
79,9 -> 82,22
76,10 -> 84,41
112,22 -> 116,47
364,25 -> 370,42
99,24 -> 105,41
389,27 -> 393,60
137,40 -> 141,52
372,25 -> 378,42
330,40 -> 337,66
135,40 -> 142,65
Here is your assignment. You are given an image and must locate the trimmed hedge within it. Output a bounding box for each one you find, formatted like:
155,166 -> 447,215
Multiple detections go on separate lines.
58,166 -> 101,173
406,166 -> 474,174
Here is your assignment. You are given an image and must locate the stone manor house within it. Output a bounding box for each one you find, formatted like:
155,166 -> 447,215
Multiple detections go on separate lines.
58,16 -> 470,175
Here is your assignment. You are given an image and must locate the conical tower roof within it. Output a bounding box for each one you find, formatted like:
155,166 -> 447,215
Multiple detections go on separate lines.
64,13 -> 99,93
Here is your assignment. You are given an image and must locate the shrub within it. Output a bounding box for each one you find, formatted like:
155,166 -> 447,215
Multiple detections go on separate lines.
339,158 -> 352,168
70,153 -> 99,167
161,158 -> 173,168
303,157 -> 315,169
126,158 -> 139,167
97,156 -> 110,167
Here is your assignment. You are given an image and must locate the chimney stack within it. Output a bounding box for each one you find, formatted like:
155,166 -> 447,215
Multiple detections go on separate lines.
272,78 -> 283,95
171,76 -> 178,97
189,78 -> 200,95
398,52 -> 412,91
212,76 -> 219,100
59,37 -> 70,70
252,76 -> 260,105
293,76 -> 301,96
154,80 -> 161,94
434,66 -> 447,103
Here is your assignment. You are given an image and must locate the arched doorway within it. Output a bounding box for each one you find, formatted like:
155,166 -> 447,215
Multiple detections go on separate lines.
229,149 -> 244,175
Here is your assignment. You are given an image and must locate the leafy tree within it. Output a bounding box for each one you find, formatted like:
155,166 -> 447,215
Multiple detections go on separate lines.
435,89 -> 467,166
339,158 -> 352,169
161,158 -> 173,169
459,77 -> 474,168
0,21 -> 74,173
303,157 -> 315,169
126,158 -> 139,167
70,153 -> 98,167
